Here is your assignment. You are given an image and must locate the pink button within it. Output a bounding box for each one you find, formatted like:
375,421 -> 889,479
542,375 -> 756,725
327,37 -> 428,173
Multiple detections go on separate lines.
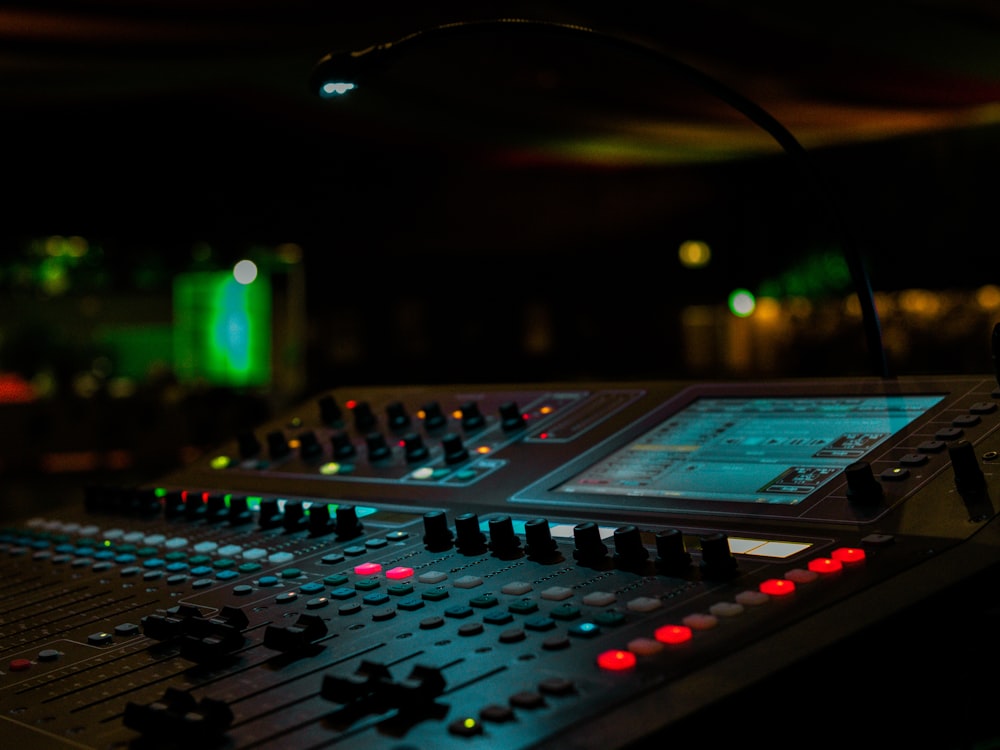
353,562 -> 382,576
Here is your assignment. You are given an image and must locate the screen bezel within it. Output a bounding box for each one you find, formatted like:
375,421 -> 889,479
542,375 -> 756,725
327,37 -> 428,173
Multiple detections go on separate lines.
509,379 -> 959,524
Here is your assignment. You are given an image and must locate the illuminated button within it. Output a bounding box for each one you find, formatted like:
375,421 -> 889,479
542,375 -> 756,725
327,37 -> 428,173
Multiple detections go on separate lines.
831,547 -> 866,564
759,578 -> 795,596
449,717 -> 483,737
88,632 -> 113,646
654,624 -> 692,644
276,591 -> 298,603
808,557 -> 843,574
568,622 -> 601,638
626,597 -> 662,613
353,562 -> 382,576
597,649 -> 637,671
627,638 -> 664,655
682,613 -> 718,630
385,566 -> 413,580
784,568 -> 819,584
709,601 -> 744,617
734,590 -> 769,606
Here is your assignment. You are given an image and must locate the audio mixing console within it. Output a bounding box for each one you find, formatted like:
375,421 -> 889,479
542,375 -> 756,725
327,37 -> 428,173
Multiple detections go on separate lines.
3,375 -> 1000,748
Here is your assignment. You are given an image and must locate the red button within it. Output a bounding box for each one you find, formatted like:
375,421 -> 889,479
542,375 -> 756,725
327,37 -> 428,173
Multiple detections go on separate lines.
9,658 -> 31,671
831,547 -> 866,564
597,649 -> 636,671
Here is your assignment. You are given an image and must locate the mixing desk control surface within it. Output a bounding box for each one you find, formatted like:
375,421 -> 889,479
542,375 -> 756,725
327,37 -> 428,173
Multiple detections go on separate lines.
3,375 -> 1000,749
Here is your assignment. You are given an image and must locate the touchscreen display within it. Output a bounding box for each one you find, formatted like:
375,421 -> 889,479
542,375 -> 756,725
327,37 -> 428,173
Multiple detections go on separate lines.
554,394 -> 945,505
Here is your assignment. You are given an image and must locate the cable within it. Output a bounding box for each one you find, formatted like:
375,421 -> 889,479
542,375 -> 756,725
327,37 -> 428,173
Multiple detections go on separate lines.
310,17 -> 891,379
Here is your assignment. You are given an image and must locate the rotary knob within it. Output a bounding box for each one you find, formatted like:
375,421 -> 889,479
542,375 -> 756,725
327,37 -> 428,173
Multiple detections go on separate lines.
455,513 -> 487,555
330,431 -> 356,460
318,395 -> 343,426
460,401 -> 486,432
336,505 -> 363,539
266,430 -> 291,461
572,521 -> 609,566
524,518 -> 560,562
441,433 -> 469,464
386,401 -> 412,432
402,433 -> 430,463
488,515 -> 522,559
612,525 -> 649,570
352,401 -> 377,432
655,528 -> 691,573
422,510 -> 454,551
365,432 -> 392,463
699,532 -> 738,579
422,401 -> 448,433
499,401 -> 526,432
844,460 -> 884,504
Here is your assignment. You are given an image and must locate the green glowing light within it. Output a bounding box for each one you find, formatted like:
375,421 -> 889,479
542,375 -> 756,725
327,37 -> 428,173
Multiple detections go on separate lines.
173,271 -> 271,387
210,455 -> 232,470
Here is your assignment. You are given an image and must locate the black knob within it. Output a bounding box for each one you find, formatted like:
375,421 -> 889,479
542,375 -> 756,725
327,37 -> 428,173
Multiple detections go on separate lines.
236,431 -> 261,460
488,515 -> 522,558
352,401 -> 377,432
335,505 -> 362,539
365,432 -> 392,463
844,460 -> 884,504
524,518 -> 559,561
386,401 -> 412,432
184,491 -> 205,520
460,401 -> 486,432
655,528 -> 691,573
258,497 -> 283,529
422,401 -> 448,432
402,433 -> 430,463
298,430 -> 324,461
266,430 -> 291,461
205,493 -> 228,521
318,395 -> 343,426
613,525 -> 649,570
228,495 -> 252,525
573,521 -> 609,565
949,439 -> 987,497
699,532 -> 738,579
330,430 -> 356,460
455,512 -> 487,555
282,500 -> 307,532
308,503 -> 335,536
441,432 -> 469,464
422,510 -> 454,551
163,489 -> 185,518
499,401 -> 526,431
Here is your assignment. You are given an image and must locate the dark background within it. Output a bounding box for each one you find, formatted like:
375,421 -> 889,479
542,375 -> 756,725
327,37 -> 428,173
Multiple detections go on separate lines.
3,0 -> 1000,496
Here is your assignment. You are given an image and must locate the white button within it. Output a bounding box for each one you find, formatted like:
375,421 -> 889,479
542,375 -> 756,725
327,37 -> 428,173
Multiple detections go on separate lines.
268,552 -> 295,564
453,575 -> 483,589
501,581 -> 532,595
418,571 -> 447,584
582,591 -> 616,606
242,548 -> 267,560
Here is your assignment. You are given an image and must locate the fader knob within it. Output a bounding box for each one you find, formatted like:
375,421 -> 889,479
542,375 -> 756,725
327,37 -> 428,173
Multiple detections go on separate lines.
499,401 -> 526,431
352,401 -> 377,432
655,528 -> 692,573
455,512 -> 488,555
386,401 -> 412,432
524,518 -> 559,562
365,432 -> 392,463
308,503 -> 335,536
422,510 -> 454,551
845,460 -> 884,504
460,401 -> 486,432
488,515 -> 522,558
266,430 -> 291,461
402,433 -> 430,463
441,432 -> 469,464
282,500 -> 307,532
613,525 -> 649,570
298,430 -> 323,461
236,431 -> 261,460
330,431 -> 356,460
336,505 -> 363,539
422,401 -> 448,433
258,498 -> 283,529
318,395 -> 343,426
949,439 -> 987,497
573,521 -> 609,566
699,532 -> 738,579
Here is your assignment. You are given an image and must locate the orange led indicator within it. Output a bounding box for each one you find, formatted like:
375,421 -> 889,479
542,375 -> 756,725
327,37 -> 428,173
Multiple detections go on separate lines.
597,649 -> 637,671
759,578 -> 795,596
831,547 -> 866,564
807,558 -> 843,574
654,624 -> 692,645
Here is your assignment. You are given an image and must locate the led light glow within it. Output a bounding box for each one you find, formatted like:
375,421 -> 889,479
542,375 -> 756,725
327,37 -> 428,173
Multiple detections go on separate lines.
597,649 -> 637,671
654,624 -> 692,644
